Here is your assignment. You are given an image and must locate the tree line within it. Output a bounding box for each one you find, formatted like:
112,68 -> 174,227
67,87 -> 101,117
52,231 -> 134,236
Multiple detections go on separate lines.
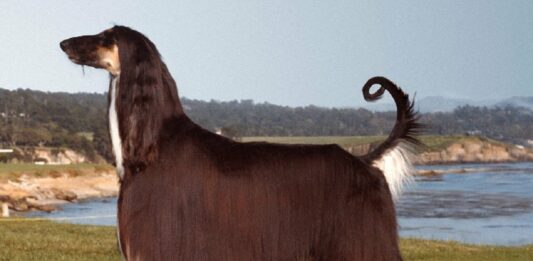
1,88 -> 531,162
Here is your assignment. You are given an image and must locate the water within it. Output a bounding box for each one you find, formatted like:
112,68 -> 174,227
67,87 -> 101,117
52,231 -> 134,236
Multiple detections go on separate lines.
28,162 -> 533,246
26,198 -> 118,226
398,162 -> 533,245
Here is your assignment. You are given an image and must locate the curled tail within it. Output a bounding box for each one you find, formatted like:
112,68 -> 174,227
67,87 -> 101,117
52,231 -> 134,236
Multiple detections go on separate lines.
361,76 -> 422,198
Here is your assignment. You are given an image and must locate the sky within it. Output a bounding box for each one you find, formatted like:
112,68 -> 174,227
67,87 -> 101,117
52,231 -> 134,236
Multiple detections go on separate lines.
0,1 -> 532,108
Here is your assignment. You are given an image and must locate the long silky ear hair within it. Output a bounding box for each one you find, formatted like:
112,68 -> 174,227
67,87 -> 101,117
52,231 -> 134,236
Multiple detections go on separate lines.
113,26 -> 182,174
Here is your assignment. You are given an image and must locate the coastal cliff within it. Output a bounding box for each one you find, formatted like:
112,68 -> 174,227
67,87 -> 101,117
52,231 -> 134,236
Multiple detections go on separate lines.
417,140 -> 533,164
342,136 -> 533,164
0,165 -> 118,213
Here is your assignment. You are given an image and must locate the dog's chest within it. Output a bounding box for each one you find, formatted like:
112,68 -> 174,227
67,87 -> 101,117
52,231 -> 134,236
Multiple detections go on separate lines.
109,77 -> 124,179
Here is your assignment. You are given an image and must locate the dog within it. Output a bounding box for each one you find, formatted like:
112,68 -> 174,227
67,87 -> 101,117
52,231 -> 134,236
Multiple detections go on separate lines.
61,25 -> 421,261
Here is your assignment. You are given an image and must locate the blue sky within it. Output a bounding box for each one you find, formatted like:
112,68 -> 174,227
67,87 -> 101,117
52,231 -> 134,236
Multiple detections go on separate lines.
0,1 -> 531,107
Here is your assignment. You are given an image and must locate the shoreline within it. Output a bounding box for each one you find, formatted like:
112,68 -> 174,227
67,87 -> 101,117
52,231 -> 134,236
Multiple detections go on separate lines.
0,170 -> 118,213
416,161 -> 533,176
416,158 -> 533,166
1,160 -> 531,214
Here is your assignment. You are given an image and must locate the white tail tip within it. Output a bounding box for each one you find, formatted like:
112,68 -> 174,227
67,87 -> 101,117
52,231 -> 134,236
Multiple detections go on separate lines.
371,143 -> 416,199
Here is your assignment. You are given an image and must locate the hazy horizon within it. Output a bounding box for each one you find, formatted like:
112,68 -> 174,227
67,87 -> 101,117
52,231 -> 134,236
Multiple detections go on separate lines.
1,86 -> 531,107
1,1 -> 532,107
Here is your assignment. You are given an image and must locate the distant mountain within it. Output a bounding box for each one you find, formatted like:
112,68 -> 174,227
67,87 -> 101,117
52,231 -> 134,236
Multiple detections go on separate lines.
495,97 -> 533,110
364,96 -> 533,113
416,96 -> 476,113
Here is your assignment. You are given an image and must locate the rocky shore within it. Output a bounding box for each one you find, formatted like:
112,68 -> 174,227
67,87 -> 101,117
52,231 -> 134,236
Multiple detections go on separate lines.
0,171 -> 118,213
416,140 -> 533,164
344,137 -> 533,165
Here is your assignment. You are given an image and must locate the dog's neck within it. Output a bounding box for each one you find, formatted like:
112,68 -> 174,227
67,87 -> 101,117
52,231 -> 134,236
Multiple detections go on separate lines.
108,69 -> 186,179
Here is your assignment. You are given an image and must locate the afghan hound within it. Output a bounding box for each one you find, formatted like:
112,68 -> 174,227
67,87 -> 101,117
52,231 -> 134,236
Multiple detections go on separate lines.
60,25 -> 421,261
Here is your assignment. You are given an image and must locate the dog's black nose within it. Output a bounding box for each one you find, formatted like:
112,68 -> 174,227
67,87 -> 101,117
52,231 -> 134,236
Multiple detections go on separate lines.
60,40 -> 69,51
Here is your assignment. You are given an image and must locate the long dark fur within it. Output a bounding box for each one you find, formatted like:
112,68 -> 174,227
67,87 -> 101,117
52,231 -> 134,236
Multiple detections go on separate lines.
112,26 -> 183,175
61,26 -> 421,261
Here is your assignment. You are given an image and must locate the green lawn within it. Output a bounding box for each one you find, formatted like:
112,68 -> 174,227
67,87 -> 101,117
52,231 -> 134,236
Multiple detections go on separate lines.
242,135 -> 507,152
401,238 -> 533,261
1,219 -> 532,261
0,219 -> 119,261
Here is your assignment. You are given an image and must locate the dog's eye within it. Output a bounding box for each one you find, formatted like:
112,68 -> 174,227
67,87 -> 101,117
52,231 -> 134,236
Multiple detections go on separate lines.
102,37 -> 115,46
100,33 -> 116,47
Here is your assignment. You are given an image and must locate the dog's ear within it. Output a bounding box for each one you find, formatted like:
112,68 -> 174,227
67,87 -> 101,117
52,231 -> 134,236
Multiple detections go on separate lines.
113,26 -> 168,173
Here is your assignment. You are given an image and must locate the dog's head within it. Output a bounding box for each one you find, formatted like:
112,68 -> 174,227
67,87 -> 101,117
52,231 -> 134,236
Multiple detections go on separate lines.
60,26 -> 161,78
60,28 -> 120,76
61,26 -> 179,175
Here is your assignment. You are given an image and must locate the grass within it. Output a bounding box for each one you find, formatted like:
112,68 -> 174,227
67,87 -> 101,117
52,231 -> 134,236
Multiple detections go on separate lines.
0,163 -> 114,182
0,219 -> 119,261
0,219 -> 532,261
242,135 -> 494,152
417,135 -> 510,152
401,238 -> 533,261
